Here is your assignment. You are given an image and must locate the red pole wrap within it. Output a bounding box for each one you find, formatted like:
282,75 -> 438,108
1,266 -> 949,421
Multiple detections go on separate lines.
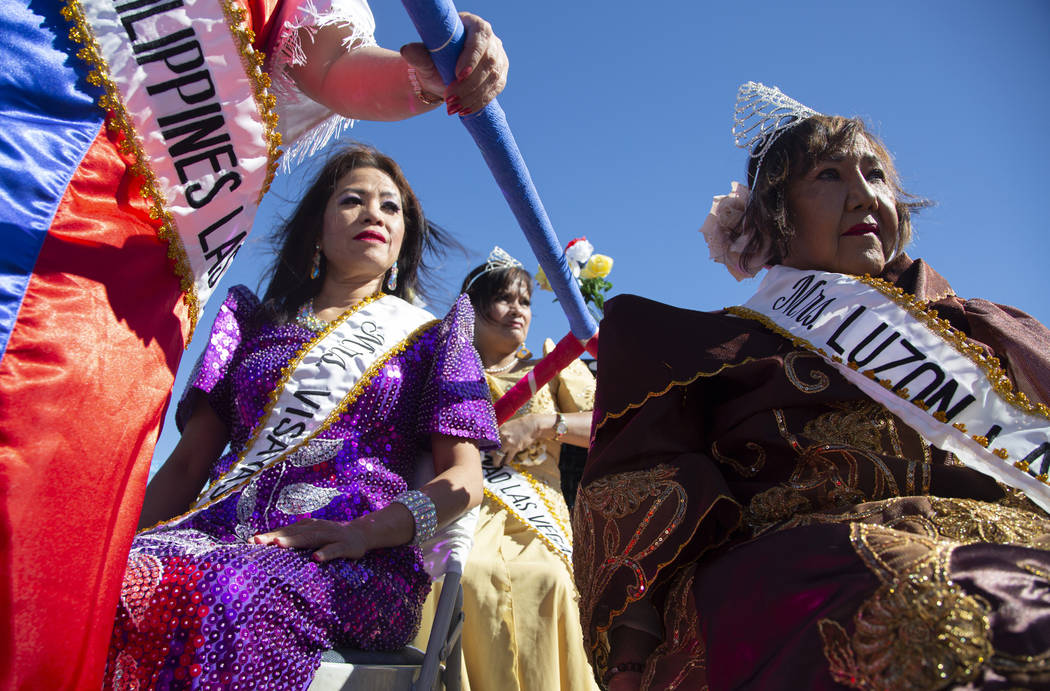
494,331 -> 599,424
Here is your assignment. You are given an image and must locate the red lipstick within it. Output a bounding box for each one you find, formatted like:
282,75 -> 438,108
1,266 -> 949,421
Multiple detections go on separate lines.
353,230 -> 386,243
843,223 -> 878,237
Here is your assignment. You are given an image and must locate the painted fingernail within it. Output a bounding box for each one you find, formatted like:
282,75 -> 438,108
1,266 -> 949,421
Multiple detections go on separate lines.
457,65 -> 473,81
460,108 -> 473,116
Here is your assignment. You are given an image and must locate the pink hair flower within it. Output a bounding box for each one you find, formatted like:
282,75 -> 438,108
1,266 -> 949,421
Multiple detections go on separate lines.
699,182 -> 770,281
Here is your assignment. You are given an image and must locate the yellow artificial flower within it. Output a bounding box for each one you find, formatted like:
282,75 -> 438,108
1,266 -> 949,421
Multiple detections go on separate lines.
580,254 -> 613,279
535,266 -> 552,291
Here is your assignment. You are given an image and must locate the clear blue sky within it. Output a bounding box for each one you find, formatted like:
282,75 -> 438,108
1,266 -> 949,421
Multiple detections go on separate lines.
151,0 -> 1050,474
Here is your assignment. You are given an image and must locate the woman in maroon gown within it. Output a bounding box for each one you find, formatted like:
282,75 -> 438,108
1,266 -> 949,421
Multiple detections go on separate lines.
574,83 -> 1050,691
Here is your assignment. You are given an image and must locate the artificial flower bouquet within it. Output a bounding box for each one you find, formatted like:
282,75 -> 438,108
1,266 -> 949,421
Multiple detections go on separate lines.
536,237 -> 614,316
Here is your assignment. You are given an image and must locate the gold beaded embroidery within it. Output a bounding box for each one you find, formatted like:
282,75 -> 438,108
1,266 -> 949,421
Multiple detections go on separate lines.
751,398 -> 966,528
802,401 -> 892,455
767,408 -> 901,511
647,564 -> 708,691
710,440 -> 767,477
574,465 -> 724,661
923,497 -> 1050,547
783,351 -> 831,393
746,485 -> 812,526
819,523 -> 993,691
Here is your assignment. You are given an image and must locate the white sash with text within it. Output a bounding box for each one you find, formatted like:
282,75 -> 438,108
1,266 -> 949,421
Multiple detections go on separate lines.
737,266 -> 1050,512
482,454 -> 573,568
193,295 -> 434,508
78,0 -> 273,312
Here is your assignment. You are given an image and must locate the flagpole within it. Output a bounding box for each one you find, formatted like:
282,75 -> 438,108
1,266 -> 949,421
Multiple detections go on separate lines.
400,0 -> 599,346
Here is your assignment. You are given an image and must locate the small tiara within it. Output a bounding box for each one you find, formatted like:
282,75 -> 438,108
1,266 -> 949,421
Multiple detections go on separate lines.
732,81 -> 820,185
465,246 -> 524,291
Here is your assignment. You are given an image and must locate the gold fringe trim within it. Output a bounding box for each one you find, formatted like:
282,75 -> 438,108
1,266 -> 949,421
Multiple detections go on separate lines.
857,274 -> 1050,421
60,1 -> 287,341
595,356 -> 767,431
61,0 -> 201,341
221,0 -> 283,200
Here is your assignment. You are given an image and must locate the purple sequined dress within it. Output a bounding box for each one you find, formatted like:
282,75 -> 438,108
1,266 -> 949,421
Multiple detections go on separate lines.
104,287 -> 499,691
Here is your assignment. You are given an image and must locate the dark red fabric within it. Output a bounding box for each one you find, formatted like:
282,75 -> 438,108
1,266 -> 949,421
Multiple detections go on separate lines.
575,255 -> 1050,690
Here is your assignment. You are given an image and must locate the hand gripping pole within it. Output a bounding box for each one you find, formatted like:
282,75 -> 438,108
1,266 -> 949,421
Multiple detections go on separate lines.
401,0 -> 599,344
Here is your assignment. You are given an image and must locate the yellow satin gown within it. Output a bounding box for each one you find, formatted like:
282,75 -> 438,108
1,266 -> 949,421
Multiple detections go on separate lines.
414,339 -> 599,691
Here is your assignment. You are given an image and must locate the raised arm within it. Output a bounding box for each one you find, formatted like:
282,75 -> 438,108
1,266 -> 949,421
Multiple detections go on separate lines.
137,400 -> 229,529
289,11 -> 507,121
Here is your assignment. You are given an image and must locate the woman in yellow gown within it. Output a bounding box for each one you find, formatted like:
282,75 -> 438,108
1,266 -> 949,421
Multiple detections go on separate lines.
456,248 -> 599,690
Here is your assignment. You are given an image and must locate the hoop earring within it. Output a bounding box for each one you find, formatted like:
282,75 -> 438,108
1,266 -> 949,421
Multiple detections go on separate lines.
516,344 -> 532,360
310,244 -> 321,280
386,263 -> 398,291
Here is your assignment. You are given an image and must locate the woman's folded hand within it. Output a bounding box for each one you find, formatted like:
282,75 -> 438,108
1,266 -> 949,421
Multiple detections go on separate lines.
254,517 -> 368,562
497,414 -> 544,463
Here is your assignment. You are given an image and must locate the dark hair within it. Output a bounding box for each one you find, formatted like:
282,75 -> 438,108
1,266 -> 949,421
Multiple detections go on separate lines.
735,115 -> 930,270
262,143 -> 456,322
460,262 -> 533,323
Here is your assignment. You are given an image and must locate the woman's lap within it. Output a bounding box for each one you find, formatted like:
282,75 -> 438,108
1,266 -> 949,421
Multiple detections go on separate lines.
105,527 -> 429,690
692,514 -> 1050,690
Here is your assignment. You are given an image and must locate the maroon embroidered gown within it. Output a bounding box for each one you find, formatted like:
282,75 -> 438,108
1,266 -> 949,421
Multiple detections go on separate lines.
574,255 -> 1050,690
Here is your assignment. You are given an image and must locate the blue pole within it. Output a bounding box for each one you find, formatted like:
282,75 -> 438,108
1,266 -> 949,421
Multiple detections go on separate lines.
401,0 -> 599,342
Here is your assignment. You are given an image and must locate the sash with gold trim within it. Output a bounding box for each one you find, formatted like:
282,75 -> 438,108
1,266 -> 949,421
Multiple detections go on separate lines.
730,266 -> 1050,512
482,453 -> 574,571
64,0 -> 281,334
168,294 -> 436,525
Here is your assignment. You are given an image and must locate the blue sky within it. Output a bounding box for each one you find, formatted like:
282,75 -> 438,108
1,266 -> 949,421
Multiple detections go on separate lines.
151,0 -> 1050,472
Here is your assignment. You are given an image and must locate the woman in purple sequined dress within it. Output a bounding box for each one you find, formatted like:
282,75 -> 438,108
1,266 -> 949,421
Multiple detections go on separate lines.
104,145 -> 500,690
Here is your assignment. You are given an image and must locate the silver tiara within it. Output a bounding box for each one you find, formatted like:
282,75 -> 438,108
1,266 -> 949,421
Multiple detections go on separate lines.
465,246 -> 524,290
732,81 -> 820,185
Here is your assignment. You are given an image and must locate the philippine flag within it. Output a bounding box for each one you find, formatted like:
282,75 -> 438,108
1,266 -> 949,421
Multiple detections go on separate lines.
0,2 -> 189,687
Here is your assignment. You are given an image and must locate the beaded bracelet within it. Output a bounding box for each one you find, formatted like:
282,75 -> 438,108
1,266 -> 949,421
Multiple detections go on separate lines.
391,490 -> 437,546
406,67 -> 444,106
602,662 -> 645,685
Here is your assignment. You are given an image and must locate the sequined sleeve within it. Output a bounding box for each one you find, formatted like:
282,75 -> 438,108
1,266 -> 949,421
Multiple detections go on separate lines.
175,285 -> 260,432
417,294 -> 500,449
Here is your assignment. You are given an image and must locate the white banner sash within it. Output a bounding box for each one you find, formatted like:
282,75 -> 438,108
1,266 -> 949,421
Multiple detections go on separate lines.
482,453 -> 573,570
732,266 -> 1050,512
71,0 -> 279,331
192,295 -> 435,509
